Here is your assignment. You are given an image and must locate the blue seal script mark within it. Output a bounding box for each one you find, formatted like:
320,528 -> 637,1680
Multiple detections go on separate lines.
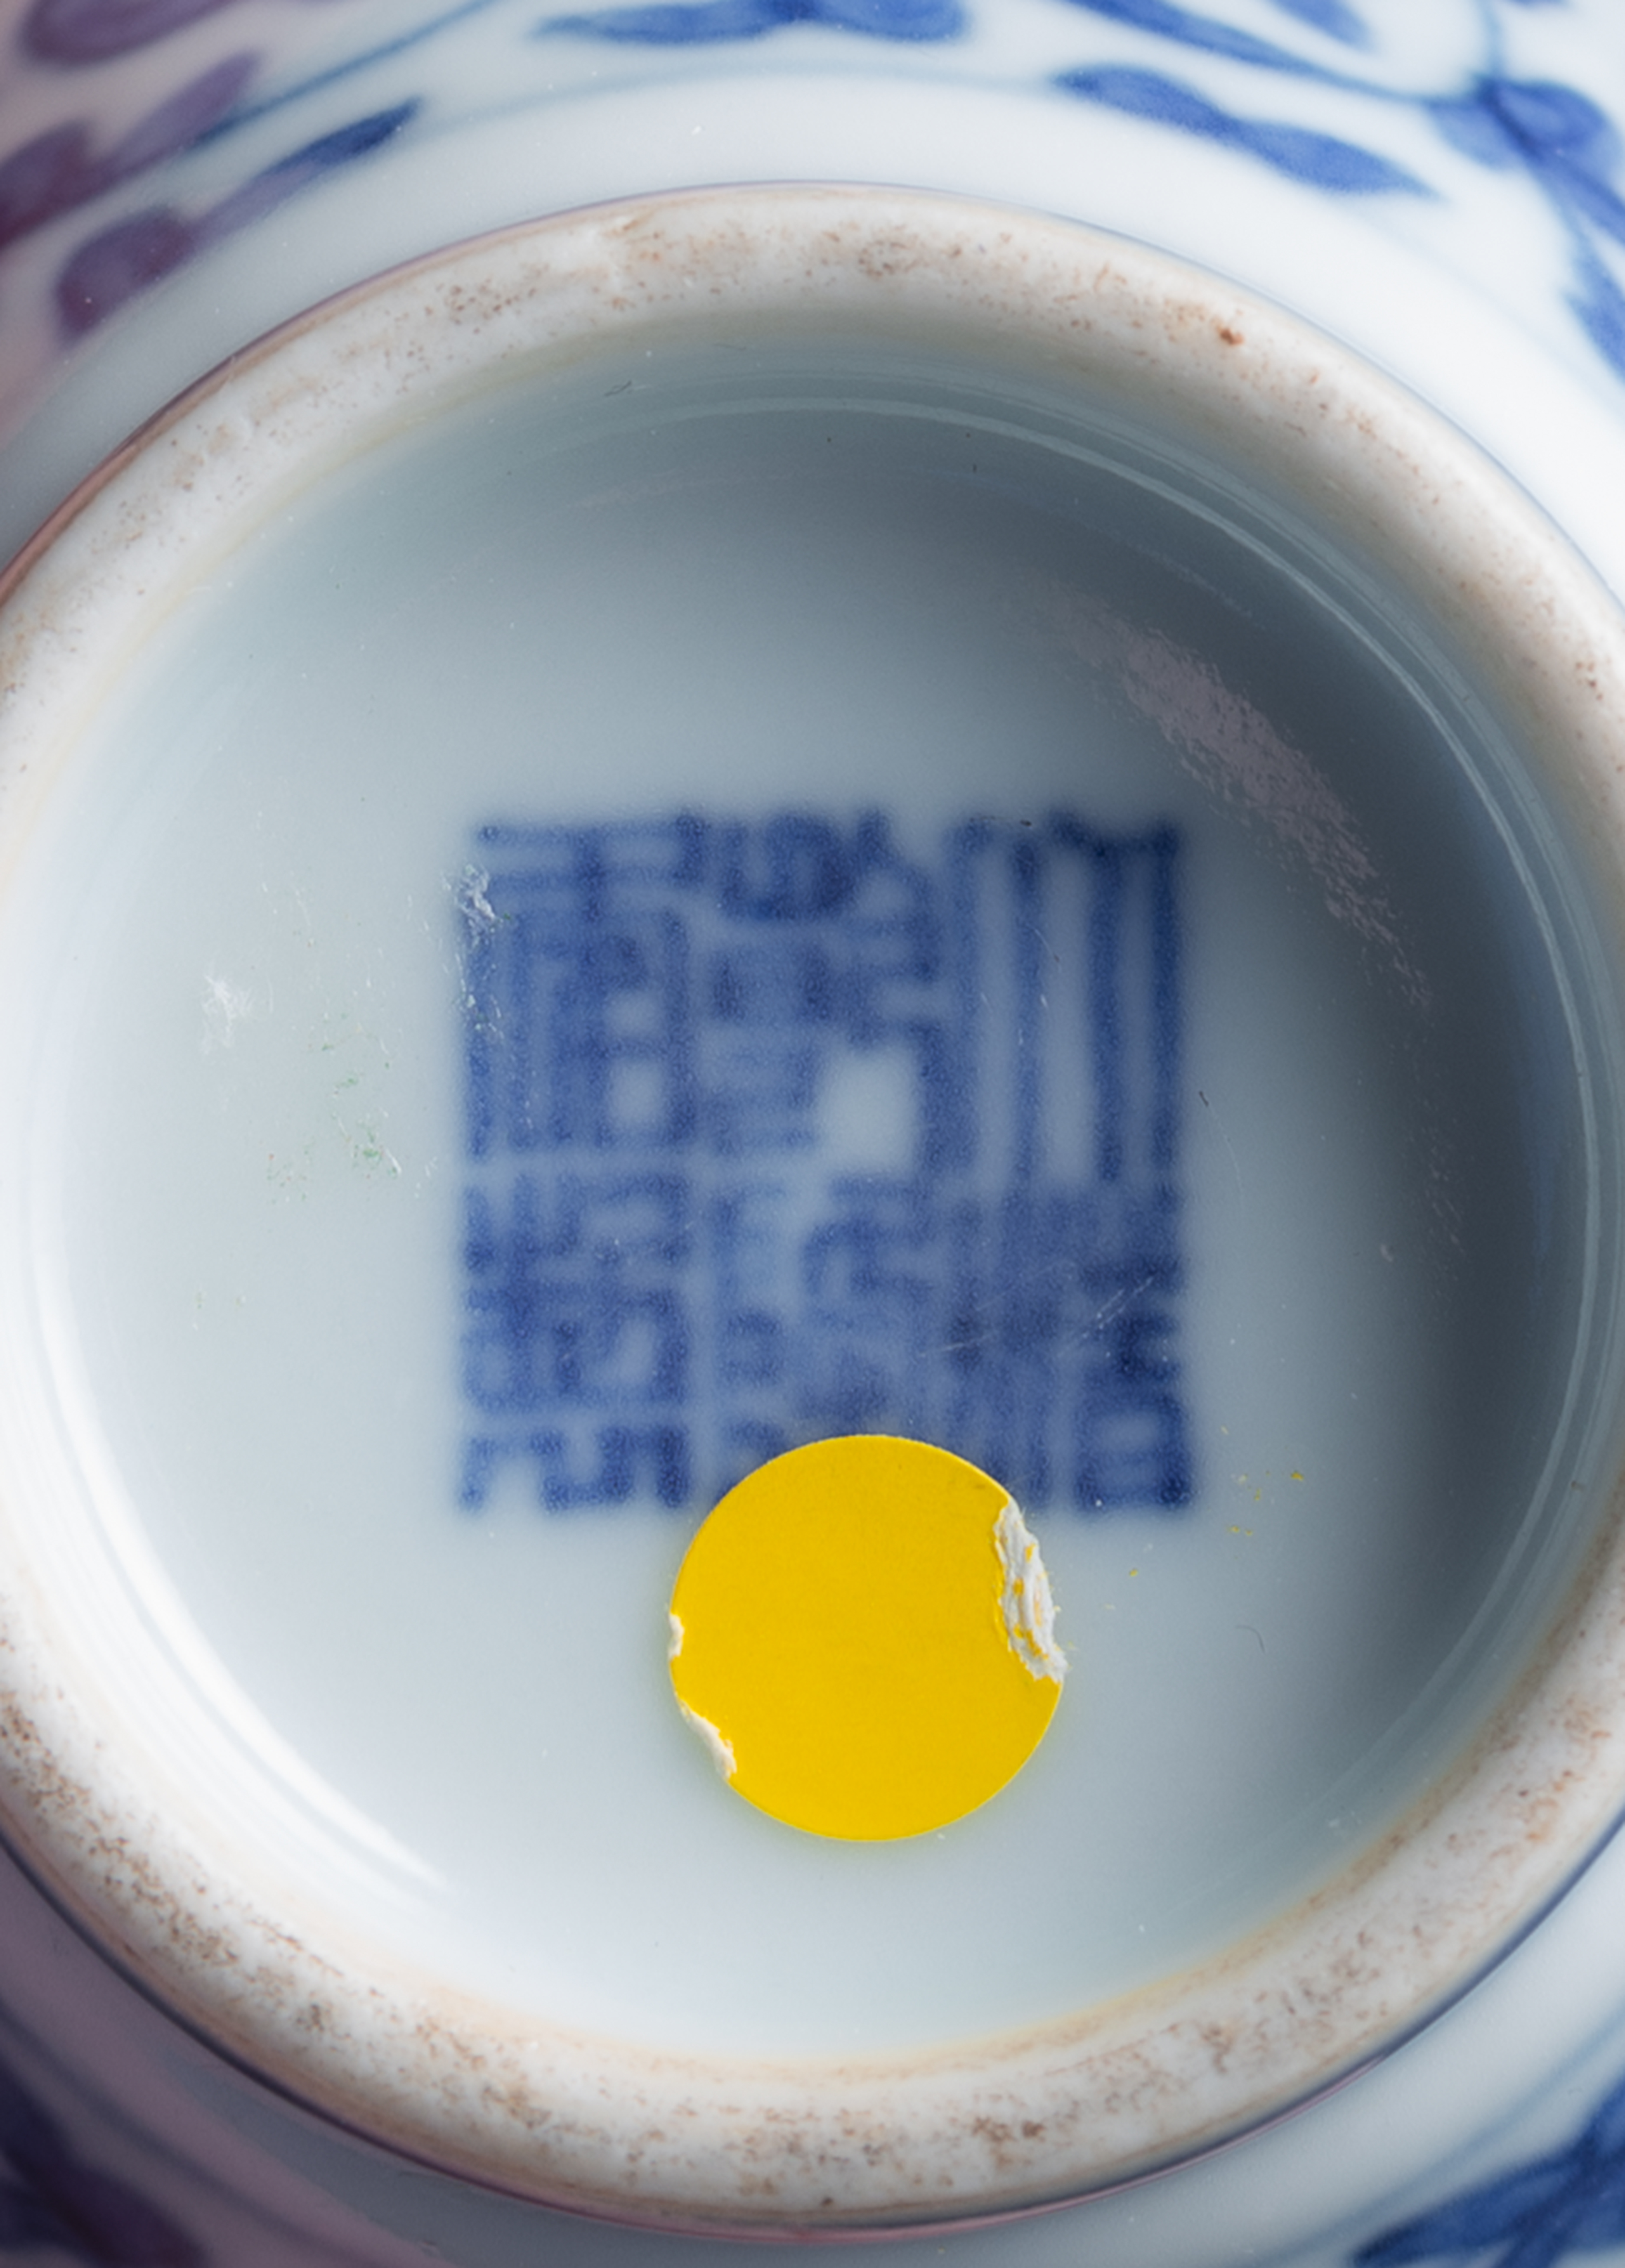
457,811 -> 1189,1516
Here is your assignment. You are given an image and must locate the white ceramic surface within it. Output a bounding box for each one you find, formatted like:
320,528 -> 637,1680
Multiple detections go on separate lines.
3,3 -> 1625,2265
12,186 -> 1625,2239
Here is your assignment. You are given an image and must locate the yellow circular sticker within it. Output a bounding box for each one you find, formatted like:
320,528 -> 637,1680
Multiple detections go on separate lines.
667,1435 -> 1065,1840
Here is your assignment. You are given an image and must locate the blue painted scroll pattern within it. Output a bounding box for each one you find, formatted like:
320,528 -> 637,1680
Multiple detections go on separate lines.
2,0 -> 1624,402
456,812 -> 1189,1517
1354,2065 -> 1625,2268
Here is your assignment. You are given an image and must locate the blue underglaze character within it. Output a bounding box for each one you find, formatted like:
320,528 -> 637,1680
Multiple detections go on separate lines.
458,814 -> 1190,1516
1356,2067 -> 1625,2266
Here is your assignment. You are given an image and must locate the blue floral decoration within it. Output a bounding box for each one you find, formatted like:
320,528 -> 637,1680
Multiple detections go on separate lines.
1053,64 -> 1427,193
0,0 -> 423,343
1268,0 -> 1366,42
1356,2066 -> 1625,2267
1052,0 -> 1625,380
0,51 -> 256,255
55,99 -> 419,336
1,0 -> 1622,442
1430,73 -> 1625,373
1057,0 -> 1358,78
24,0 -> 244,66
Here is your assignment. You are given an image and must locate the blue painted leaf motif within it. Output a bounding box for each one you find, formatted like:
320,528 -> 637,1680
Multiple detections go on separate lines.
1428,78 -> 1625,251
1055,0 -> 1327,76
1489,82 -> 1625,249
1572,2180 -> 1625,2246
0,126 -> 94,249
24,0 -> 238,64
56,210 -> 196,335
1054,66 -> 1427,193
192,0 -> 510,143
543,0 -> 780,34
1264,0 -> 1367,44
1569,243 -> 1625,379
0,2052 -> 202,2264
1428,91 -> 1526,171
1431,77 -> 1620,179
210,98 -> 420,216
1358,2162 -> 1582,2259
1581,2068 -> 1625,2158
1355,2068 -> 1625,2268
1492,80 -> 1620,173
0,51 -> 256,253
56,99 -> 418,336
541,0 -> 959,41
107,51 -> 258,175
1557,167 -> 1625,253
809,0 -> 960,34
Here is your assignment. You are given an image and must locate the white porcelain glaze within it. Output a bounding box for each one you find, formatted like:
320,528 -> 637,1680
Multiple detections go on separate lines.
4,188 -> 1625,2251
2,5 -> 1625,2266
